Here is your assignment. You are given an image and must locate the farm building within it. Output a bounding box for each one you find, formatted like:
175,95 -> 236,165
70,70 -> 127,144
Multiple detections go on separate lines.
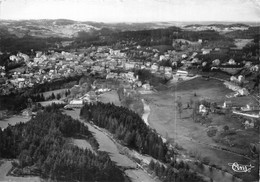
176,70 -> 188,76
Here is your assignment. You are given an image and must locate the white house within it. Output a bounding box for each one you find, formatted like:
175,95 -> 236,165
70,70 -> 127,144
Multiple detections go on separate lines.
124,62 -> 135,70
70,99 -> 83,105
222,101 -> 232,108
238,75 -> 245,83
176,70 -> 188,76
228,59 -> 236,65
237,88 -> 249,96
151,64 -> 159,72
199,104 -> 207,114
212,59 -> 220,66
9,55 -> 18,61
159,55 -> 166,61
142,83 -> 151,90
202,49 -> 212,55
181,54 -> 188,59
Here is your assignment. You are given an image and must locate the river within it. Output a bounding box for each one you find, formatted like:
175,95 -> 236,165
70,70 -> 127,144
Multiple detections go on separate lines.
141,99 -> 150,126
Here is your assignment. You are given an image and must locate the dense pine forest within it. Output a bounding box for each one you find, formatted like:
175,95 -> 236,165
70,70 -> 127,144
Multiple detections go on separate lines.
0,105 -> 126,182
80,102 -> 205,182
80,102 -> 168,161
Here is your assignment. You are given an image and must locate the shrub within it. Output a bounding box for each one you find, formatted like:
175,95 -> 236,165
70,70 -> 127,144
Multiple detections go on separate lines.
207,127 -> 218,137
223,125 -> 229,131
202,156 -> 210,165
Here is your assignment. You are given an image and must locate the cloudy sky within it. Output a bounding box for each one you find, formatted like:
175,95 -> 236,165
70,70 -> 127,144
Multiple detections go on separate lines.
1,0 -> 260,22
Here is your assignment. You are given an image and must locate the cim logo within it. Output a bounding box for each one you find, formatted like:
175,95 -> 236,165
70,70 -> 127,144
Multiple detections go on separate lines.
228,162 -> 254,173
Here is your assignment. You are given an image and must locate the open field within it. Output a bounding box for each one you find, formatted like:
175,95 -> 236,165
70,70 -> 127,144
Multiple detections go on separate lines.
0,160 -> 42,182
68,138 -> 96,154
142,77 -> 259,181
125,169 -> 157,182
233,39 -> 253,49
0,115 -> 30,129
99,90 -> 121,106
152,45 -> 174,53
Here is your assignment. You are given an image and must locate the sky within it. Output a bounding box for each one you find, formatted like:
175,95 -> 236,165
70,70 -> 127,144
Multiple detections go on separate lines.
1,0 -> 260,22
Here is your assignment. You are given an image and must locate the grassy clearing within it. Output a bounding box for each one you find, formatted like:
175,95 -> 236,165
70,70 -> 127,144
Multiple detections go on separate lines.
68,138 -> 96,154
125,169 -> 158,182
0,160 -> 41,182
0,115 -> 30,129
234,39 -> 253,49
99,90 -> 121,106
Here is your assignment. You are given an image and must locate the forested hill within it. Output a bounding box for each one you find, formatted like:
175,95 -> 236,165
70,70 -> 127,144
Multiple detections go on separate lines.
80,102 -> 205,182
0,105 -> 125,182
81,102 -> 168,161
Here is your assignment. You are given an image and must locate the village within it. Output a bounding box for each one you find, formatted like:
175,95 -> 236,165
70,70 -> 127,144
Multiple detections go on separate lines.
0,36 -> 259,182
0,36 -> 259,118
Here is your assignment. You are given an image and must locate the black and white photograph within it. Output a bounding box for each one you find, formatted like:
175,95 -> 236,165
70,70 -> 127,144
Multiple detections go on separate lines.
0,0 -> 259,181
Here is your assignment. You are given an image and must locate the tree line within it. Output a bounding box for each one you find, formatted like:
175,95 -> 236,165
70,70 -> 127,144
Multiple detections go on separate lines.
0,105 -> 126,182
80,102 -> 168,161
148,160 -> 205,182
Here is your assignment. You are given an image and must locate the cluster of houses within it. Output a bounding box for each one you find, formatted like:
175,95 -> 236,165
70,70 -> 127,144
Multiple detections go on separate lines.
0,45 -> 178,94
224,81 -> 249,97
0,39 -> 259,96
184,25 -> 249,32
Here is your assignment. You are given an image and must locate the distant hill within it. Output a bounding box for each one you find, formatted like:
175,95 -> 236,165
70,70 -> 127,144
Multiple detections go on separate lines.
184,23 -> 250,28
1,19 -> 258,39
0,19 -> 258,52
224,26 -> 260,39
0,19 -> 175,38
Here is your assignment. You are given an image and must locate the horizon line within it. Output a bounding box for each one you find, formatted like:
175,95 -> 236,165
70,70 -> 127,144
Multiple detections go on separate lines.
0,18 -> 260,24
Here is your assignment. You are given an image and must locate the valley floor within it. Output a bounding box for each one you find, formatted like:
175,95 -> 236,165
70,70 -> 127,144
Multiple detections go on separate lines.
141,77 -> 259,182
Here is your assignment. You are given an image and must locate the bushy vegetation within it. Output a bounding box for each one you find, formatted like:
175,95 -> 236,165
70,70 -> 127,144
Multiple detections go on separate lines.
134,69 -> 167,86
0,93 -> 29,111
117,87 -> 144,116
0,106 -> 125,181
